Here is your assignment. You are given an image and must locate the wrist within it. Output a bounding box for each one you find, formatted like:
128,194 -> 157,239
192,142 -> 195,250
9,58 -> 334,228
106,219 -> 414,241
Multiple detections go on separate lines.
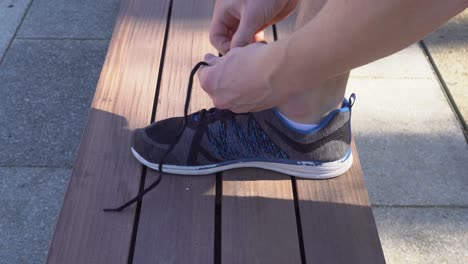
263,37 -> 310,98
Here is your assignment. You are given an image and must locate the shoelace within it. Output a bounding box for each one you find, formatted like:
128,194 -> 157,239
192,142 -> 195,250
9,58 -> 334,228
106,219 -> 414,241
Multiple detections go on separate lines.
103,61 -> 208,212
194,107 -> 216,121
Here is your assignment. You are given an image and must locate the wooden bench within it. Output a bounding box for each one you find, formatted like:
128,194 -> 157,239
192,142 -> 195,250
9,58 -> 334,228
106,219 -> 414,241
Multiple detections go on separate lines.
47,0 -> 386,263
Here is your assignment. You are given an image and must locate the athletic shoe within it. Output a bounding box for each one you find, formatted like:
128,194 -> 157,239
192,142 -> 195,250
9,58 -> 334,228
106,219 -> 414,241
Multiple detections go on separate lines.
132,96 -> 355,179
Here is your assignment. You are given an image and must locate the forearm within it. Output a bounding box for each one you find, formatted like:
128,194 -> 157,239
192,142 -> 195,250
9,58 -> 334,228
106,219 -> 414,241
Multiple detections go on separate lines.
266,0 -> 467,92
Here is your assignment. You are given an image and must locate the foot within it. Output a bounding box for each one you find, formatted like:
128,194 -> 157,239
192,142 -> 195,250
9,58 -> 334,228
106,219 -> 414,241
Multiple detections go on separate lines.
131,95 -> 355,179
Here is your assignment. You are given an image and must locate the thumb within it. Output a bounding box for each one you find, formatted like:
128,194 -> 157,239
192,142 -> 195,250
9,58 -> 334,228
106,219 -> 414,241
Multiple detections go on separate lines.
198,56 -> 218,95
230,12 -> 258,49
204,53 -> 220,65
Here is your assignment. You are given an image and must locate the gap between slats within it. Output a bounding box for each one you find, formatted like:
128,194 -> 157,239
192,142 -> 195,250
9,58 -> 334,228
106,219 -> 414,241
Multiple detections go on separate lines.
127,0 -> 175,262
272,24 -> 307,264
129,0 -> 217,263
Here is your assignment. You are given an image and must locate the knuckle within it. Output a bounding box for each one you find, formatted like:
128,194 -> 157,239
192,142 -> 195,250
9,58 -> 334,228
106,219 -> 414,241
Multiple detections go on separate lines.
199,75 -> 211,91
213,97 -> 229,109
209,33 -> 217,47
231,107 -> 243,113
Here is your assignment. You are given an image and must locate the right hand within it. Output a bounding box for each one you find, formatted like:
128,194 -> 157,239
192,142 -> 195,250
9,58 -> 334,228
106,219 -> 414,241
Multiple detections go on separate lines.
199,43 -> 287,113
210,0 -> 300,54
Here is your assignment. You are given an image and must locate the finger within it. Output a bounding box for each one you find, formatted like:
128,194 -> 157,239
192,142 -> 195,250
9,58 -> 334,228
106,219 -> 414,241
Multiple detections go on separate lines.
230,104 -> 252,113
210,12 -> 238,54
204,53 -> 220,65
197,64 -> 215,95
230,13 -> 258,48
210,25 -> 231,54
270,1 -> 300,25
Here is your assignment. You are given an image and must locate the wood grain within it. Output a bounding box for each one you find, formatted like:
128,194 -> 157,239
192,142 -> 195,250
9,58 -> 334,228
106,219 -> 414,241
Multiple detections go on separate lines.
132,0 -> 217,263
276,15 -> 386,263
222,170 -> 301,264
47,0 -> 171,263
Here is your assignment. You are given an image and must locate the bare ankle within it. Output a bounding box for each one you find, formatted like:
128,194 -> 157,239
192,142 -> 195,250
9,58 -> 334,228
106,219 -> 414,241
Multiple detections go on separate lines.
277,73 -> 349,124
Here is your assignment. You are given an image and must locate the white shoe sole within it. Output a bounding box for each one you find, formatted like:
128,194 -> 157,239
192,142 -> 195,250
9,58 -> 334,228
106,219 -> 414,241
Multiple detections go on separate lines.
131,147 -> 353,179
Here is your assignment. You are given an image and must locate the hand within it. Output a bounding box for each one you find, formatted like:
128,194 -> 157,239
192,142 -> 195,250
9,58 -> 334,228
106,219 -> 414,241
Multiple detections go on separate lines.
210,0 -> 300,54
198,43 -> 286,113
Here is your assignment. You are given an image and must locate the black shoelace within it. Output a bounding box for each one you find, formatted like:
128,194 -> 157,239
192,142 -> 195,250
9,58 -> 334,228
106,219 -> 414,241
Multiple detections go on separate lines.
103,61 -> 208,212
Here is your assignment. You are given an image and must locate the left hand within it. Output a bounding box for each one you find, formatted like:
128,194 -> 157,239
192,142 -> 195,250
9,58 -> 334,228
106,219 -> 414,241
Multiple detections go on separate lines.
198,43 -> 283,113
209,0 -> 300,54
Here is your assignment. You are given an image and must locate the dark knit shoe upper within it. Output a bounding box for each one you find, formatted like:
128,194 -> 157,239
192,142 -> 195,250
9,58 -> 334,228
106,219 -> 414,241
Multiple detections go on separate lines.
132,99 -> 353,167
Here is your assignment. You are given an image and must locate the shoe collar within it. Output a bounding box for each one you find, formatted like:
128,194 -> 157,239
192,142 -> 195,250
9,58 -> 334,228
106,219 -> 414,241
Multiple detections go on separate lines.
272,94 -> 354,135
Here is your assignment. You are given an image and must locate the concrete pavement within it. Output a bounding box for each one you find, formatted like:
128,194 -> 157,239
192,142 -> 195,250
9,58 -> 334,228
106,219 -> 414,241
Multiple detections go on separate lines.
0,1 -> 118,263
0,1 -> 467,263
424,10 -> 468,129
348,38 -> 468,263
0,0 -> 31,63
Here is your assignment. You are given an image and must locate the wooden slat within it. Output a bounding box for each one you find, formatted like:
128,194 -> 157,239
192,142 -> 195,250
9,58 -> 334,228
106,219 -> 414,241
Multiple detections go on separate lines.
47,0 -> 171,263
222,170 -> 301,264
133,0 -> 216,263
296,143 -> 385,263
276,16 -> 386,263
220,26 -> 300,264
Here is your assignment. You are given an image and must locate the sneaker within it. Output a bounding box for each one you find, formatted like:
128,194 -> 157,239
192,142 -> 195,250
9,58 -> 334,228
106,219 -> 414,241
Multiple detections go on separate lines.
132,96 -> 355,179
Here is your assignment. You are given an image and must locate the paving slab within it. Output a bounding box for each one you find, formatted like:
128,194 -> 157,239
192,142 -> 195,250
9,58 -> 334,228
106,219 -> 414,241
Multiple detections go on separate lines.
424,10 -> 468,127
374,207 -> 468,264
0,39 -> 109,167
0,0 -> 31,61
346,77 -> 468,206
17,0 -> 120,39
0,167 -> 70,264
351,44 -> 434,79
